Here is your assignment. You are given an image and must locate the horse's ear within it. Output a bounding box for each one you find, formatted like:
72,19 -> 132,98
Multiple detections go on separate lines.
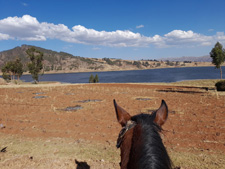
113,99 -> 131,127
154,100 -> 168,127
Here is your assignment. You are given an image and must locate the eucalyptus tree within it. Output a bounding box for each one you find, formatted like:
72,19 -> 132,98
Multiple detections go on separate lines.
26,47 -> 44,83
210,42 -> 225,79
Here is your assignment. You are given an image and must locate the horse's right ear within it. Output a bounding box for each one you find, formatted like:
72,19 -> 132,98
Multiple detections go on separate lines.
113,99 -> 131,127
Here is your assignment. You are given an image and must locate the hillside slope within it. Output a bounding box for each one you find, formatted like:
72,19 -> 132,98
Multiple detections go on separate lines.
0,45 -> 214,74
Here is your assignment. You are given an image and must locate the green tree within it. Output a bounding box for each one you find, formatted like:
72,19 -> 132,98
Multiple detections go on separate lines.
210,42 -> 225,79
14,57 -> 23,80
89,74 -> 94,83
1,62 -> 12,82
26,47 -> 44,83
2,61 -> 13,80
94,74 -> 99,83
89,74 -> 99,83
1,58 -> 23,82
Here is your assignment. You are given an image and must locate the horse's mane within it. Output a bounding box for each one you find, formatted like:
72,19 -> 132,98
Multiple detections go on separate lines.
131,114 -> 172,169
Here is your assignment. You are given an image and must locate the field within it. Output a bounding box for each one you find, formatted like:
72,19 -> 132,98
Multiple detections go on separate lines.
0,80 -> 225,168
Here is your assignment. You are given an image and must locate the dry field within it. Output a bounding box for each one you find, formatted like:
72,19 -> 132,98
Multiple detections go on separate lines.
0,81 -> 225,169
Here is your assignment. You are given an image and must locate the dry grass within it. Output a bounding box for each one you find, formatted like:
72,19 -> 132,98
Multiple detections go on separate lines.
1,133 -> 224,169
168,149 -> 225,169
171,79 -> 221,88
0,133 -> 119,169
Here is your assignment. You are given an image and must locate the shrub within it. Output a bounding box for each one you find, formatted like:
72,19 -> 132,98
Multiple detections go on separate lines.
215,80 -> 225,91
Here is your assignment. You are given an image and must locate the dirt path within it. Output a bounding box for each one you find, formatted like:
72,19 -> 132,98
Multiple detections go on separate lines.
0,83 -> 224,168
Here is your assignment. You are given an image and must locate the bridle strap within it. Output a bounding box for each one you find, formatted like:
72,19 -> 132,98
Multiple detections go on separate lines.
116,120 -> 137,148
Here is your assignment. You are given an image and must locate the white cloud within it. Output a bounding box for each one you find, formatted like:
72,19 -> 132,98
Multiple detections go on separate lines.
0,15 -> 225,48
136,25 -> 144,29
0,33 -> 10,40
162,30 -> 214,47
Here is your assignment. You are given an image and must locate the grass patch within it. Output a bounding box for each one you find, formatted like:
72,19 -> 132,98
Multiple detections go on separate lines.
168,149 -> 225,169
0,133 -> 119,163
171,79 -> 221,88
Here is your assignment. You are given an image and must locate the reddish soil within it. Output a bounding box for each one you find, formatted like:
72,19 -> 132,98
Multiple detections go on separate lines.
0,83 -> 225,168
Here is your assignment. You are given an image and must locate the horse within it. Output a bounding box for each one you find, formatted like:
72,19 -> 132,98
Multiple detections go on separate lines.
114,99 -> 172,169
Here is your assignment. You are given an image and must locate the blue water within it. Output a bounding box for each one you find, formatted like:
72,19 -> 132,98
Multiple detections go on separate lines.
3,66 -> 225,83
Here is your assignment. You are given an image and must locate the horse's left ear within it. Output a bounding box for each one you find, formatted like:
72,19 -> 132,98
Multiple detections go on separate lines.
154,100 -> 168,127
113,99 -> 131,127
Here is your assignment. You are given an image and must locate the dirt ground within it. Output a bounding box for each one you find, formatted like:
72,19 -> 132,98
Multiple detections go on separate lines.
0,82 -> 224,168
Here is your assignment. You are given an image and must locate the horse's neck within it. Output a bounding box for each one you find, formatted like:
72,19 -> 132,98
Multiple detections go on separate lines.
123,124 -> 171,169
139,125 -> 172,169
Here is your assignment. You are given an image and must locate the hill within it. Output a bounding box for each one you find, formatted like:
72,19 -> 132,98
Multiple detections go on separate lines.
0,45 -> 103,72
0,45 -> 214,74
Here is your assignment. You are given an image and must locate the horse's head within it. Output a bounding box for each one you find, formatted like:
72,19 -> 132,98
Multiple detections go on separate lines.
114,99 -> 172,169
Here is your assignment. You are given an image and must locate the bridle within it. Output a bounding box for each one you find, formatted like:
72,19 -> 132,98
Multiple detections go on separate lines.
116,120 -> 137,148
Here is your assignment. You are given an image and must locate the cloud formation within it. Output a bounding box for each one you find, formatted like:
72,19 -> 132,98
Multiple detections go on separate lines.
136,25 -> 144,29
0,15 -> 224,48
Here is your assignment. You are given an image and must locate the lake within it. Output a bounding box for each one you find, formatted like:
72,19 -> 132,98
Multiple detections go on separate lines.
7,66 -> 225,83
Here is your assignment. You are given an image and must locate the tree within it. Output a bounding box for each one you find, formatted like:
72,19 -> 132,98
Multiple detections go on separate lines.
26,47 -> 44,83
210,42 -> 225,79
1,61 -> 13,81
89,74 -> 99,83
94,74 -> 99,83
1,57 -> 23,82
14,57 -> 23,80
89,74 -> 94,83
1,63 -> 11,82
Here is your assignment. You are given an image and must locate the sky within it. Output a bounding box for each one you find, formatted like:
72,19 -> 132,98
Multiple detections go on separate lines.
0,0 -> 225,60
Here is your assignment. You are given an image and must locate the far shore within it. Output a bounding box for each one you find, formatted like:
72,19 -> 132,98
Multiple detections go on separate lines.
9,63 -> 220,76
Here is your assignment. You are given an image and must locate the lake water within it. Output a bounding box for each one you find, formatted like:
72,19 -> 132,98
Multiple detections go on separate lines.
6,66 -> 225,83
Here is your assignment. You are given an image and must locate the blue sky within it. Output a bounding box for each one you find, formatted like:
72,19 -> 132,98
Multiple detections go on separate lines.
0,0 -> 225,60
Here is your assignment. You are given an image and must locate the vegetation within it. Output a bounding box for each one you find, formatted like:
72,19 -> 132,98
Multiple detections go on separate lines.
142,61 -> 150,67
94,74 -> 99,83
89,74 -> 99,83
156,62 -> 161,67
26,47 -> 44,83
1,57 -> 23,82
165,60 -> 175,66
80,57 -> 95,64
133,61 -> 142,68
210,42 -> 225,79
102,58 -> 122,66
215,80 -> 225,91
103,58 -> 114,65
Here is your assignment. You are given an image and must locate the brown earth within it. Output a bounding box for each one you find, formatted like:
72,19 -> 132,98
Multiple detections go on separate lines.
0,83 -> 225,168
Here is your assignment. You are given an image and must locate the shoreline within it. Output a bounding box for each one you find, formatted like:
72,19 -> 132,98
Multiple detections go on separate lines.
19,64 -> 219,76
0,79 -> 221,89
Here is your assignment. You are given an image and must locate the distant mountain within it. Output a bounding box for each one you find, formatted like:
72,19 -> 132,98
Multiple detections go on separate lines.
0,45 -> 158,73
162,55 -> 212,62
